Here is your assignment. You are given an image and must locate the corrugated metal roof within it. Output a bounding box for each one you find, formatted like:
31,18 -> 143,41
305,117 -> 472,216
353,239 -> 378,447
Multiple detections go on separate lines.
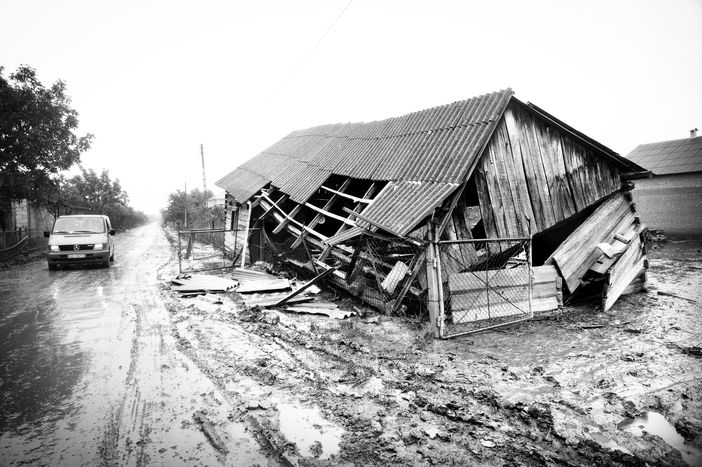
324,225 -> 366,246
356,181 -> 459,237
626,136 -> 702,175
215,89 -> 513,207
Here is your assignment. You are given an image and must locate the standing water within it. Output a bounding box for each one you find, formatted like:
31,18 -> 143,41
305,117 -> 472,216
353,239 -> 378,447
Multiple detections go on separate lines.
619,411 -> 702,466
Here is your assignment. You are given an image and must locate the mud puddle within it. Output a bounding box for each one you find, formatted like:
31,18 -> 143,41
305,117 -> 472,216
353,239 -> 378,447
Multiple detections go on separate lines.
619,411 -> 702,466
277,403 -> 344,459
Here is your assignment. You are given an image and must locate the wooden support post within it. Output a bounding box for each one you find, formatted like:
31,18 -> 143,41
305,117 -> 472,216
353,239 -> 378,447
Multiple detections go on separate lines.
425,222 -> 441,338
241,201 -> 251,267
301,234 -> 318,274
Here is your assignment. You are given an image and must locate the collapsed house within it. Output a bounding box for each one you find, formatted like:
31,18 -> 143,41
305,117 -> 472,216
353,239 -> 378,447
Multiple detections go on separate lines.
215,89 -> 649,338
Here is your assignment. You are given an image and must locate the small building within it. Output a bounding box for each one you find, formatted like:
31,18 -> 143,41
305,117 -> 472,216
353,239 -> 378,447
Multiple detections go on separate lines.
216,89 -> 648,338
625,130 -> 702,238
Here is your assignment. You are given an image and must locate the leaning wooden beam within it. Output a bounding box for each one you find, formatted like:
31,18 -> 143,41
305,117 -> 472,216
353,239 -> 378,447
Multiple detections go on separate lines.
334,182 -> 378,237
272,202 -> 303,234
304,202 -> 356,226
257,194 -> 288,221
274,267 -> 337,306
292,179 -> 353,249
391,250 -> 427,314
320,185 -> 374,204
259,195 -> 328,242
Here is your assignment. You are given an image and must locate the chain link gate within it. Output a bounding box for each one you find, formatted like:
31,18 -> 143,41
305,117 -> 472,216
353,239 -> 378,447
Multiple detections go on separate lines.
437,237 -> 533,338
177,227 -> 260,273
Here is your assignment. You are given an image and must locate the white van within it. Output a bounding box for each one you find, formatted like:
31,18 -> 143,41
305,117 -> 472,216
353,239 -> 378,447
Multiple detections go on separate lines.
44,215 -> 115,270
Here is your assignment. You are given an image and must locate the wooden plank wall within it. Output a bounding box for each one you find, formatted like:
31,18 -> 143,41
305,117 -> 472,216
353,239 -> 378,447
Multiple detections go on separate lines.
474,102 -> 621,238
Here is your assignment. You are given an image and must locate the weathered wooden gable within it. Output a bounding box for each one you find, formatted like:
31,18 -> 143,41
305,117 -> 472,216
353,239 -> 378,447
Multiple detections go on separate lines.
472,100 -> 621,238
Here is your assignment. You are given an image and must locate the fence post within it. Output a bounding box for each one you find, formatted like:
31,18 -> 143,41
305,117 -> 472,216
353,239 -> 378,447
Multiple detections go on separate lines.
425,222 -> 441,338
176,223 -> 182,274
240,201 -> 251,268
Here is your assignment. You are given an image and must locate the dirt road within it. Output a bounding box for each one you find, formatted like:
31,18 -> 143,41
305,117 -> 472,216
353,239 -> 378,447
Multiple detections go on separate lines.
0,223 -> 267,465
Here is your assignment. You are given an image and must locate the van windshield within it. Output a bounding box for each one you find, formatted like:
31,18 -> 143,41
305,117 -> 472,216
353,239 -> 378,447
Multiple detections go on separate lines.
53,217 -> 105,234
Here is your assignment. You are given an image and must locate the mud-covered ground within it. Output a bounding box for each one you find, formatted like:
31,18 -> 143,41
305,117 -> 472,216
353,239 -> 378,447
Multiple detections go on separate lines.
164,237 -> 702,466
2,225 -> 700,466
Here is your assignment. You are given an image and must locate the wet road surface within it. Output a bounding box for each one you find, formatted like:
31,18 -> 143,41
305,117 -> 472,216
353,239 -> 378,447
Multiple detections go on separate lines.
0,223 -> 266,465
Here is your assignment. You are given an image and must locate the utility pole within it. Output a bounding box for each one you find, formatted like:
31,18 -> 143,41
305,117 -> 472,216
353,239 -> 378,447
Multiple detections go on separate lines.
184,181 -> 188,228
200,144 -> 207,193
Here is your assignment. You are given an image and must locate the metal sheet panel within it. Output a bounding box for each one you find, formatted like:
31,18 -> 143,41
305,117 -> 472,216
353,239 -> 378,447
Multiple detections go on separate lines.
215,168 -> 269,204
356,181 -> 459,236
324,225 -> 366,246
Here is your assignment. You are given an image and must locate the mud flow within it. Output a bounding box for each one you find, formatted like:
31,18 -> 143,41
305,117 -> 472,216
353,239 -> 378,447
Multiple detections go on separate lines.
1,225 -> 700,465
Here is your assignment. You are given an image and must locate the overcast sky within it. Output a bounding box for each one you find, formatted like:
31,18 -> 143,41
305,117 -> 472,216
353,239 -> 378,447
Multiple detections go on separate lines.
2,0 -> 701,214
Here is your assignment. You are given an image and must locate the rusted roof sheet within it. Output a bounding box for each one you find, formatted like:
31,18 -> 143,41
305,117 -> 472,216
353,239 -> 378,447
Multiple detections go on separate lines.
216,89 -> 513,206
356,181 -> 459,237
626,136 -> 702,175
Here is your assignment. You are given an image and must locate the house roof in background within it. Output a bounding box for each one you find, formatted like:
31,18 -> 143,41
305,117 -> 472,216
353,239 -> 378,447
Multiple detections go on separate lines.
626,136 -> 702,175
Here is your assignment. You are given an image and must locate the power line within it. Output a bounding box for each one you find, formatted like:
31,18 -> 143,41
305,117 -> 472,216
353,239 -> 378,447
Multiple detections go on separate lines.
276,0 -> 355,94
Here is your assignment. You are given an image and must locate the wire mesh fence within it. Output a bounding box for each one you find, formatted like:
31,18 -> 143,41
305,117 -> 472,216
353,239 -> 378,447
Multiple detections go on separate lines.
318,233 -> 427,316
0,229 -> 49,261
438,237 -> 532,338
177,227 -> 260,273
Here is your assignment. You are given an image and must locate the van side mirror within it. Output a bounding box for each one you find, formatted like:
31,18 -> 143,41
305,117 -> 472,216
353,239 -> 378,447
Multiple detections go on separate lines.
43,231 -> 50,238
109,229 -> 116,235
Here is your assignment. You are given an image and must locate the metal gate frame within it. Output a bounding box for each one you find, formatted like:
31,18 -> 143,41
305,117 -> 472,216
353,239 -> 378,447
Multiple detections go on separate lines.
437,237 -> 533,338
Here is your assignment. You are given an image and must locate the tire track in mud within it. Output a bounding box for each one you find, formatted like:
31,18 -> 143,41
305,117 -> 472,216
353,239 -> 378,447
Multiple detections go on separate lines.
97,224 -> 268,466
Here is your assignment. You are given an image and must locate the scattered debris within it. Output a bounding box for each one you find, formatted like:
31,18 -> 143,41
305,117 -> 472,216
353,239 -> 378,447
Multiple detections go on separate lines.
657,291 -> 697,303
283,306 -> 357,320
236,278 -> 291,293
274,267 -> 336,306
170,274 -> 238,296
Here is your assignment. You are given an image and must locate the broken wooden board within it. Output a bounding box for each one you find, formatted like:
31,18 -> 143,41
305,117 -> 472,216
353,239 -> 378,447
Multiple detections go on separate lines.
546,192 -> 637,294
274,267 -> 336,306
242,294 -> 313,308
596,240 -> 628,259
284,306 -> 357,320
602,229 -> 647,311
381,261 -> 409,294
236,278 -> 291,293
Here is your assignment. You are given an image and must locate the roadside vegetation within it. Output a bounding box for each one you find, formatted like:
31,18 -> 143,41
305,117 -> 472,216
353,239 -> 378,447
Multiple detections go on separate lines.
161,188 -> 225,229
0,65 -> 147,232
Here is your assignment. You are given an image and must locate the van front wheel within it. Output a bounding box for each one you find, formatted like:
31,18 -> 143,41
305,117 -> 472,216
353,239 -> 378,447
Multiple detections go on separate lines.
48,263 -> 57,271
102,258 -> 110,268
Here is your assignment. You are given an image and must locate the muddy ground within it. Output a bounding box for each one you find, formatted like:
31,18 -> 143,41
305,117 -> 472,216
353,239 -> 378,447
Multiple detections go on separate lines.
1,225 -> 700,466
163,235 -> 702,465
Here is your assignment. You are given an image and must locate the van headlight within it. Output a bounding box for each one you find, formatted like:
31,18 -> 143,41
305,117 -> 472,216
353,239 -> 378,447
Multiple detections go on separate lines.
49,245 -> 59,252
93,243 -> 105,250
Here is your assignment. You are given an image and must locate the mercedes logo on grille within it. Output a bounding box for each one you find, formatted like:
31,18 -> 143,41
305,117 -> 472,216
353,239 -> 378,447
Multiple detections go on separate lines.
73,245 -> 80,251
